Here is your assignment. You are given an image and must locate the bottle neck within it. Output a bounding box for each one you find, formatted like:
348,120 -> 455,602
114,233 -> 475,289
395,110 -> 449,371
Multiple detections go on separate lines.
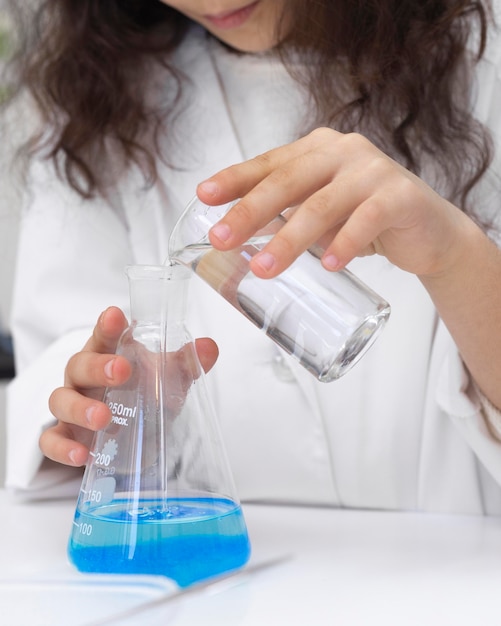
126,264 -> 190,331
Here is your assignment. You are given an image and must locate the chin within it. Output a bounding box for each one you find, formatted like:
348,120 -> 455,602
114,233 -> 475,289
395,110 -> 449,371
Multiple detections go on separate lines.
208,29 -> 278,53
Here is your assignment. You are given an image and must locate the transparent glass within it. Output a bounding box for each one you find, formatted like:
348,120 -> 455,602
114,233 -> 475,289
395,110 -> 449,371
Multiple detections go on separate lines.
168,197 -> 391,382
68,264 -> 251,588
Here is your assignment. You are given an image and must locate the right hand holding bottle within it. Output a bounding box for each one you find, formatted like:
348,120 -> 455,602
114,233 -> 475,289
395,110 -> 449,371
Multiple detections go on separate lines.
41,306 -> 219,468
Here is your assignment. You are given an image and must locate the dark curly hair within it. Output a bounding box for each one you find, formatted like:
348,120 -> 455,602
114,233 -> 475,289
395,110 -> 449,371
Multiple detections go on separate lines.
2,0 -> 495,213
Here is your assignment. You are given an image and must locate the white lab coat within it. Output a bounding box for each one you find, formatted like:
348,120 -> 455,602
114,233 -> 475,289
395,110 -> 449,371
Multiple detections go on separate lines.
6,23 -> 501,514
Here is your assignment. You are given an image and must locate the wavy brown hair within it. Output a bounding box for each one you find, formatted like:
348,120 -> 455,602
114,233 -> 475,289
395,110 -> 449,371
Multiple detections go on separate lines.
3,0 -> 494,212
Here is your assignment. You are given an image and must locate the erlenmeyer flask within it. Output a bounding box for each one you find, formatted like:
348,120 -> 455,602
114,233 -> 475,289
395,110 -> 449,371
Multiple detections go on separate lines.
68,264 -> 251,588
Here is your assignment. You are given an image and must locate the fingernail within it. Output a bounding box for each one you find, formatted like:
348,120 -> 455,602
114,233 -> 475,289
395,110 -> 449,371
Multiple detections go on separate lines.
210,223 -> 232,243
254,252 -> 276,273
104,359 -> 115,380
198,180 -> 219,197
85,405 -> 96,426
322,254 -> 340,271
68,449 -> 79,466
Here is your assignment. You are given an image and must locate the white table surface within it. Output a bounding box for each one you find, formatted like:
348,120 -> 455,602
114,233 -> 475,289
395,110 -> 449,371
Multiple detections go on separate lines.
2,489 -> 501,625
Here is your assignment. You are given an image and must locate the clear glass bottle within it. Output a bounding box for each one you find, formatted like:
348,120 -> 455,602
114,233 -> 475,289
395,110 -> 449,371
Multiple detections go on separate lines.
68,264 -> 251,587
169,196 -> 391,382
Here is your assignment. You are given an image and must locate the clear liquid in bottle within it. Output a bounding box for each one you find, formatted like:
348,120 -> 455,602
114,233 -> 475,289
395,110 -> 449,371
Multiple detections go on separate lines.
172,238 -> 389,381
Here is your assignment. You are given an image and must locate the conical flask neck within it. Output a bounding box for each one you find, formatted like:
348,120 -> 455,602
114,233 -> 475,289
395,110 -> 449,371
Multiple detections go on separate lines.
126,264 -> 189,328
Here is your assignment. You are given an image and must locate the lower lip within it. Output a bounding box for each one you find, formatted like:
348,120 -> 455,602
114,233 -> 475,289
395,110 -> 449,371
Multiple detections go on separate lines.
204,1 -> 259,30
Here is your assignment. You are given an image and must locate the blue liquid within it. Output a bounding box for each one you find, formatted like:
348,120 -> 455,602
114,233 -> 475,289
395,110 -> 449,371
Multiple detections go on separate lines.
68,497 -> 251,587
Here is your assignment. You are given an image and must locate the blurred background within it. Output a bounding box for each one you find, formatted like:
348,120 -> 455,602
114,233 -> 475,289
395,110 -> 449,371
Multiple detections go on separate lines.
0,0 -> 21,487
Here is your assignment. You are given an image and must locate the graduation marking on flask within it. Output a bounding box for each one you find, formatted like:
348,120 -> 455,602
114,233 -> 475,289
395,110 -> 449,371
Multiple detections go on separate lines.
109,401 -> 137,426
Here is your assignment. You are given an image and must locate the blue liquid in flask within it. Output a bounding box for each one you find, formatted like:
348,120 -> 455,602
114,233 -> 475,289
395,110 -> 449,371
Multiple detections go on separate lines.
68,496 -> 251,587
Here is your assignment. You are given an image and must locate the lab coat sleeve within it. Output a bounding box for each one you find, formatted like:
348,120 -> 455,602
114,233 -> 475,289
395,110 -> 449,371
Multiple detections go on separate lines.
436,344 -> 501,486
5,158 -> 133,499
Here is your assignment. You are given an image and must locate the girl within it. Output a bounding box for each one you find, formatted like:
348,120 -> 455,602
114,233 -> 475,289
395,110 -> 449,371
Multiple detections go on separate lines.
4,0 -> 501,513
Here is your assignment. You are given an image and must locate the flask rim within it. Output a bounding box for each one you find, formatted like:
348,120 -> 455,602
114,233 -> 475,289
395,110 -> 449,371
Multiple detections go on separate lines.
125,264 -> 191,281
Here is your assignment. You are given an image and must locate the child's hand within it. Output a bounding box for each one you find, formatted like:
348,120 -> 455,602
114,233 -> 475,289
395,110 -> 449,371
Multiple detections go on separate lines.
41,306 -> 218,467
198,127 -> 472,281
199,128 -> 501,411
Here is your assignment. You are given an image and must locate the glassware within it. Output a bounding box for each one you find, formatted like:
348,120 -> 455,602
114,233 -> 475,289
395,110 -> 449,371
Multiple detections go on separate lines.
168,197 -> 391,382
68,264 -> 251,588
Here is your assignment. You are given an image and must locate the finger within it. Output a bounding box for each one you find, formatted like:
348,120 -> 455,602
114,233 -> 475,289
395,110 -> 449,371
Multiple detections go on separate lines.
202,131 -> 388,259
248,162 -> 378,278
49,386 -> 112,430
195,337 -> 219,374
82,306 -> 128,354
248,186 -> 351,277
322,195 -> 396,269
207,148 -> 342,254
39,422 -> 91,467
64,351 -> 132,390
160,340 -> 219,417
214,141 -> 395,277
197,131 -> 333,204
